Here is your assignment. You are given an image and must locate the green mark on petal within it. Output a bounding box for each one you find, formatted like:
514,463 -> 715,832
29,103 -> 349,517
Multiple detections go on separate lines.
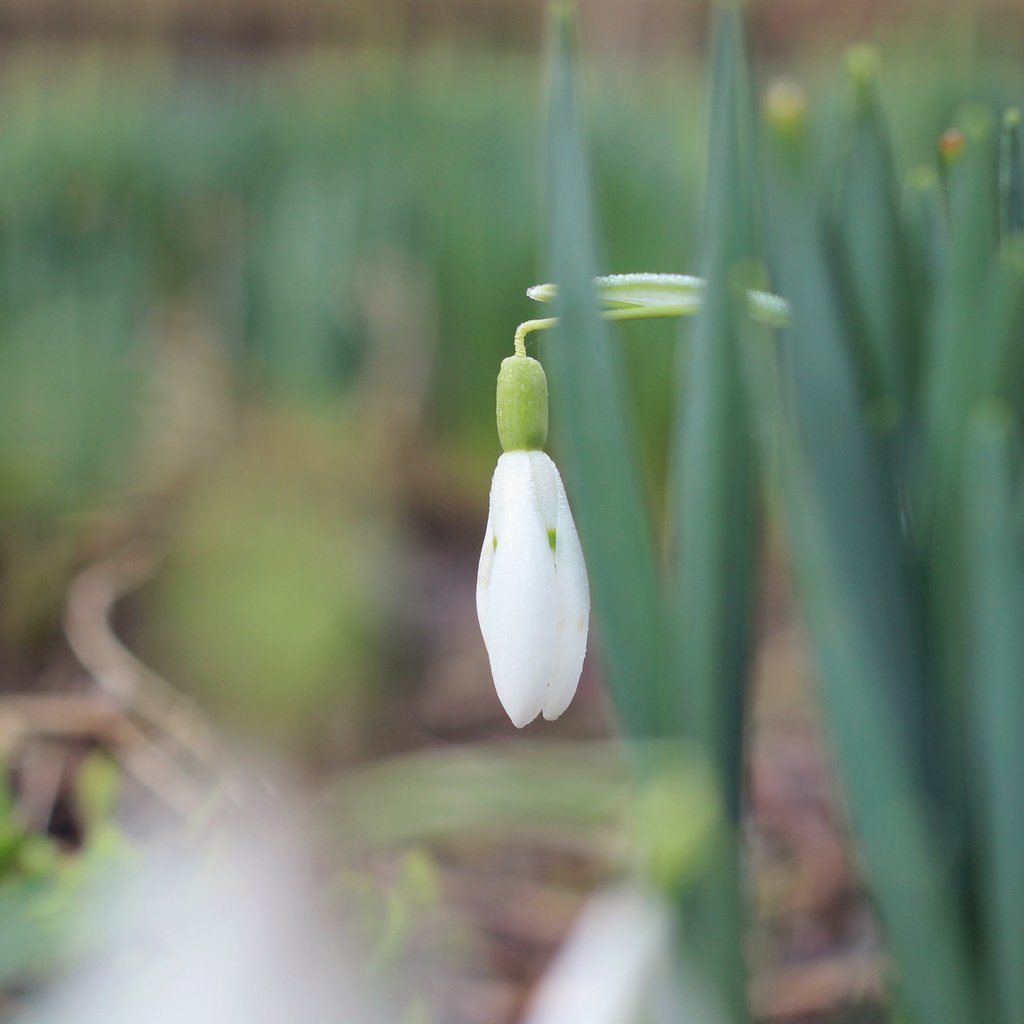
548,528 -> 557,552
493,535 -> 498,552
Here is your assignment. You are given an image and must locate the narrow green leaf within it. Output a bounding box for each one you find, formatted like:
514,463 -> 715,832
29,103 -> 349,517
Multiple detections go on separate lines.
761,99 -> 975,1024
976,244 -> 1024,405
528,273 -> 703,308
671,0 -> 759,813
921,109 -> 999,895
769,407 -> 974,1024
766,97 -> 932,819
924,107 -> 998,509
966,407 -> 1024,1024
669,5 -> 760,1019
902,165 -> 948,311
831,46 -> 919,408
542,3 -> 663,738
999,108 -> 1024,242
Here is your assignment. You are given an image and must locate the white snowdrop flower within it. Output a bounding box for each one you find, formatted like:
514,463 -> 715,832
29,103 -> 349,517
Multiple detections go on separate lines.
477,353 -> 590,727
521,882 -> 724,1024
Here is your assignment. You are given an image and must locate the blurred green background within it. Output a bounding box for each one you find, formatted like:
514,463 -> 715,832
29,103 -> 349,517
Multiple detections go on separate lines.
0,40 -> 704,738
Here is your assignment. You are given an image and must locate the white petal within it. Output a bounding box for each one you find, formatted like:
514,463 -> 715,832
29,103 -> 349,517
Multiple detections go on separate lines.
522,884 -> 683,1024
525,450 -> 560,532
479,452 -> 558,727
542,458 -> 590,721
476,451 -> 591,727
476,508 -> 496,649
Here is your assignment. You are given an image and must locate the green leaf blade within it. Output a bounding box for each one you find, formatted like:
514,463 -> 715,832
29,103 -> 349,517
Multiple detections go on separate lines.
760,96 -> 976,1024
832,47 -> 920,409
542,3 -> 663,738
966,408 -> 1024,1024
999,108 -> 1024,242
666,0 -> 762,819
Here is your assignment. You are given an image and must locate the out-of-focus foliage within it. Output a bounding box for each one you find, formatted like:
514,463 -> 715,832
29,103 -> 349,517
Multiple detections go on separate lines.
0,48 -> 700,1013
0,47 -> 697,765
0,753 -> 130,987
0,49 -> 696,444
756,34 -> 1024,1024
142,412 -> 392,747
0,48 -> 695,669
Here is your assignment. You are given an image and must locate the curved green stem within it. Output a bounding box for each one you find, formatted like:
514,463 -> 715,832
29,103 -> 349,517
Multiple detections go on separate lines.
514,317 -> 559,356
514,297 -> 786,355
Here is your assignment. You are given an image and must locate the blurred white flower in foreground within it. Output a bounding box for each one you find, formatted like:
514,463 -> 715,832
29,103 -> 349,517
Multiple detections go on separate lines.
18,809 -> 388,1024
522,883 -> 722,1024
477,351 -> 589,727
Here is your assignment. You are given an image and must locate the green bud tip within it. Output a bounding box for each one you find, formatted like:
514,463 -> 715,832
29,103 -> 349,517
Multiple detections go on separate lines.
938,128 -> 966,165
550,1 -> 577,42
845,45 -> 880,115
496,354 -> 548,452
764,78 -> 807,137
907,164 -> 939,192
845,45 -> 880,85
959,103 -> 994,141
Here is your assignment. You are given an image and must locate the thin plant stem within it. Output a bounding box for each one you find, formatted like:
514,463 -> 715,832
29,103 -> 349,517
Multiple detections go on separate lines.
514,305 -> 697,355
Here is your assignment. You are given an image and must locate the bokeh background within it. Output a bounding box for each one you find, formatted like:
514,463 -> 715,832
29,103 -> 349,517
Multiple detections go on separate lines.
1,1 -> 1023,1021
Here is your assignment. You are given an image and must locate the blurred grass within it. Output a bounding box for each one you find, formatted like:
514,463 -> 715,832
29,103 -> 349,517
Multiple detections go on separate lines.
0,46 -> 700,733
0,40 -> 1019,503
0,48 -> 697,475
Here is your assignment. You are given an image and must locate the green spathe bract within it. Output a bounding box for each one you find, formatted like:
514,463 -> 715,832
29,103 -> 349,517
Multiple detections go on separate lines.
496,354 -> 549,452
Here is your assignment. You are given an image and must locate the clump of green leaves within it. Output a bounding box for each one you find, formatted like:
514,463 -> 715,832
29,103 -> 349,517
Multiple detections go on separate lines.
0,752 -> 131,988
759,57 -> 1024,1024
542,2 -> 1024,1022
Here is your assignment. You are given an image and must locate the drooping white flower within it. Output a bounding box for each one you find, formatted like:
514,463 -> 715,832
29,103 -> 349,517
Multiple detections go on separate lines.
476,353 -> 590,727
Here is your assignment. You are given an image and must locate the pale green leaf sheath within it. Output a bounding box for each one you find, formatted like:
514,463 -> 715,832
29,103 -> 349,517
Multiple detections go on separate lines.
527,273 -> 788,324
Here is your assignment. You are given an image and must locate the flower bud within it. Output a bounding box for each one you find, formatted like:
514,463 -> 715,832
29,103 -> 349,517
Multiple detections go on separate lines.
496,354 -> 548,452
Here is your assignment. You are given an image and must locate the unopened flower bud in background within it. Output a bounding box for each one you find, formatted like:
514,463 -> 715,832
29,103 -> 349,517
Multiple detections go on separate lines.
476,352 -> 590,727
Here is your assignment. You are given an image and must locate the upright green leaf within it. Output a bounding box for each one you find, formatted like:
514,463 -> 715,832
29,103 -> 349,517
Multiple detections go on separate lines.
966,407 -> 1024,1024
976,244 -> 1024,407
831,47 -> 919,410
999,108 -> 1024,243
921,109 -> 999,893
671,0 -> 759,811
542,3 -> 663,738
924,108 -> 998,510
760,93 -> 975,1024
903,165 -> 948,312
669,5 -> 760,1020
